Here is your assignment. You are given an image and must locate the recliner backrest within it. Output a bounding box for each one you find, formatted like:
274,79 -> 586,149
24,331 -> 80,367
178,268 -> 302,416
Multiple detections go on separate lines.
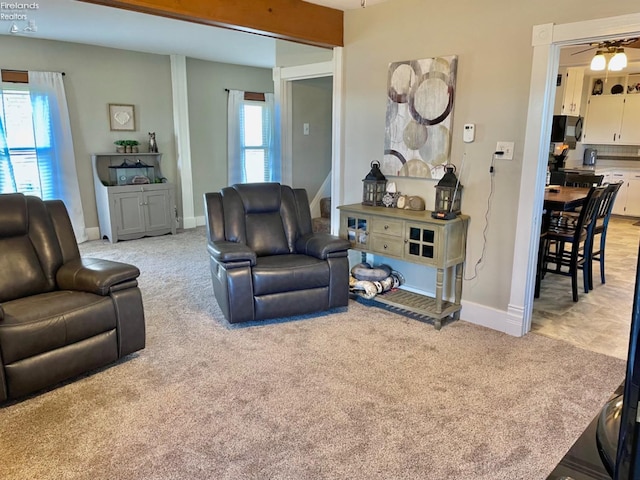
220,183 -> 304,256
0,194 -> 65,302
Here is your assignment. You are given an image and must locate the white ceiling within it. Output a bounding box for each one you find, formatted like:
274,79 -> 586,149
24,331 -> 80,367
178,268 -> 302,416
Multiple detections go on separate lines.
0,0 -> 391,68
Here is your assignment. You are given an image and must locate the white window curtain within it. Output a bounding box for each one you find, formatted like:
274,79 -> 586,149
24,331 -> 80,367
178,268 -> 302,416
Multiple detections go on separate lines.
28,71 -> 87,242
227,90 -> 280,185
0,117 -> 15,192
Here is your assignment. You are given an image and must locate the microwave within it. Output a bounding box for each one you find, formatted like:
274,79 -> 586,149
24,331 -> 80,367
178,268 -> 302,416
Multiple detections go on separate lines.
551,115 -> 582,148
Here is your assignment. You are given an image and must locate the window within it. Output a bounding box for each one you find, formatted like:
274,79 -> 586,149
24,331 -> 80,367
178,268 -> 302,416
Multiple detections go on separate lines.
227,90 -> 280,185
0,71 -> 86,242
0,87 -> 46,197
242,102 -> 271,183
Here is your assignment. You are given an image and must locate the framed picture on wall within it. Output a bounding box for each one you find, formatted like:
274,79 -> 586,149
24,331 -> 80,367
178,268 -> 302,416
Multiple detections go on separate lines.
108,104 -> 136,131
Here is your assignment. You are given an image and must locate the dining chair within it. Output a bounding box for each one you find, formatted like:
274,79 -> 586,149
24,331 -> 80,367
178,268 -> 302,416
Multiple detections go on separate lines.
564,173 -> 604,187
549,173 -> 605,228
541,185 -> 606,302
588,180 -> 624,290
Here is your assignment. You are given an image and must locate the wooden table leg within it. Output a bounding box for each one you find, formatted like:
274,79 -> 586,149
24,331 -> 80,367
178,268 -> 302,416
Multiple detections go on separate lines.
435,267 -> 444,314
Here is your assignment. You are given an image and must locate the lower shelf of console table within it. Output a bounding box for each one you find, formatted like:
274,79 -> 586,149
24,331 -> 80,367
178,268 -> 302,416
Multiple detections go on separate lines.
338,203 -> 469,330
353,280 -> 462,330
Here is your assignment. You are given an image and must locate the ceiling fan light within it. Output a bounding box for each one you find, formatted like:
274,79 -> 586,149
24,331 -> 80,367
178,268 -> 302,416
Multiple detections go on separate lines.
590,51 -> 606,71
608,48 -> 627,71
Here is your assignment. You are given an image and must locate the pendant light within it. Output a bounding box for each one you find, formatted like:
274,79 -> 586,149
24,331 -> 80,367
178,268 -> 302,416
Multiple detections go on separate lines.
608,48 -> 627,71
590,50 -> 606,71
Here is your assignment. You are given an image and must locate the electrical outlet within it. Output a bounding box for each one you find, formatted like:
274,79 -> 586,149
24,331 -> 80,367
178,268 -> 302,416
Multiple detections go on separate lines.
496,141 -> 514,160
303,123 -> 310,135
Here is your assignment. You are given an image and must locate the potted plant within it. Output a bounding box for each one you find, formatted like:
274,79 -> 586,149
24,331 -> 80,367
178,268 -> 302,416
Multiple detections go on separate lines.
114,140 -> 139,153
126,140 -> 139,153
114,140 -> 126,153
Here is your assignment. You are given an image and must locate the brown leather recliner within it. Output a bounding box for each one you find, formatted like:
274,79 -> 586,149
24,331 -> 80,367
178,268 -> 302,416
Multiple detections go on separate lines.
0,193 -> 145,401
204,183 -> 350,324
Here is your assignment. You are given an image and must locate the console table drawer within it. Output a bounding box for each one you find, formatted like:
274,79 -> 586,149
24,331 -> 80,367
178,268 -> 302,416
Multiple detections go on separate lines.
371,235 -> 404,257
371,218 -> 403,237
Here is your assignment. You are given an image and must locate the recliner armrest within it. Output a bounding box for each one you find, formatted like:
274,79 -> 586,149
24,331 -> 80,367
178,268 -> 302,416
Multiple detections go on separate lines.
208,241 -> 257,266
295,233 -> 350,260
0,304 -> 3,321
57,258 -> 140,296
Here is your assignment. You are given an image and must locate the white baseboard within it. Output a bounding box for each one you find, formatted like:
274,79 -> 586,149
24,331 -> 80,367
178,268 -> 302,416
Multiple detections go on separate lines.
195,215 -> 205,227
86,227 -> 101,241
183,216 -> 197,229
459,300 -> 525,337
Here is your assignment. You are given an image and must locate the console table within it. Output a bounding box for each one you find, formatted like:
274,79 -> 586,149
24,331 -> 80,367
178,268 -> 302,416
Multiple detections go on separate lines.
338,204 -> 469,329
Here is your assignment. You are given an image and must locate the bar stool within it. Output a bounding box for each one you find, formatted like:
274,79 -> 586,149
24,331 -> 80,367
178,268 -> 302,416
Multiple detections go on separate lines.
542,185 -> 606,302
588,181 -> 624,289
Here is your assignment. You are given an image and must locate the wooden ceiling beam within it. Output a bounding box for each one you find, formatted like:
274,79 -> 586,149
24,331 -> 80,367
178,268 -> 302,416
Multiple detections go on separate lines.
79,0 -> 343,48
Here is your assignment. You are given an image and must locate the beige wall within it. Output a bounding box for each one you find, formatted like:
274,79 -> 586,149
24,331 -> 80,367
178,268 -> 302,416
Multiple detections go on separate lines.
341,0 -> 640,312
186,58 -> 274,218
0,35 -> 175,232
291,76 -> 333,198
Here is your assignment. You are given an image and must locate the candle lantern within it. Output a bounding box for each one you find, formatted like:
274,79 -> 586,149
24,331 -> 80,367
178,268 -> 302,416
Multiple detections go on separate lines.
431,165 -> 463,220
362,160 -> 387,206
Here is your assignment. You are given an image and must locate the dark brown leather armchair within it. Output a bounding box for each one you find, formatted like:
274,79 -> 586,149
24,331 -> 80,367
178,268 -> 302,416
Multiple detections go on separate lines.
0,193 -> 145,401
204,183 -> 350,323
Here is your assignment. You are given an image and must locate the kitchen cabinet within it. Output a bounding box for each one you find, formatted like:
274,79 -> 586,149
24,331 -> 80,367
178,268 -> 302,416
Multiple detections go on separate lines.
610,172 -> 628,216
92,153 -> 176,242
619,95 -> 640,145
583,95 -> 624,144
338,204 -> 469,329
625,174 -> 640,217
608,171 -> 640,217
560,67 -> 585,116
583,73 -> 640,145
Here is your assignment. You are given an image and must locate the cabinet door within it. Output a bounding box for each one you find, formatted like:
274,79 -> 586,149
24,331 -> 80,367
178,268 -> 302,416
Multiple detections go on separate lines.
113,192 -> 145,235
143,190 -> 172,231
341,213 -> 370,249
610,172 -> 628,216
584,95 -> 624,144
619,96 -> 640,145
405,223 -> 439,266
561,67 -> 584,115
625,174 -> 640,217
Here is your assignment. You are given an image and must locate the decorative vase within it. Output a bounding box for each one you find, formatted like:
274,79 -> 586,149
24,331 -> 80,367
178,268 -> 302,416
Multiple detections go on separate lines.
125,145 -> 132,153
116,146 -> 125,153
132,146 -> 138,153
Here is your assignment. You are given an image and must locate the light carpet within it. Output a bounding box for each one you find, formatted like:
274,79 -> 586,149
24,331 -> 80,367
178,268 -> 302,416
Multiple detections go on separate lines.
0,228 -> 626,480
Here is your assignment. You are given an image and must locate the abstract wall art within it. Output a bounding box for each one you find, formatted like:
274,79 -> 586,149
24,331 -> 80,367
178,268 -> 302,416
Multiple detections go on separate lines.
382,55 -> 457,180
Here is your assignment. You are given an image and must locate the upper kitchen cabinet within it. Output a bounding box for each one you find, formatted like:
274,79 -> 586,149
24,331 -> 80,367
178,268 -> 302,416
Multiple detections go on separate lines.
560,67 -> 585,116
583,72 -> 640,145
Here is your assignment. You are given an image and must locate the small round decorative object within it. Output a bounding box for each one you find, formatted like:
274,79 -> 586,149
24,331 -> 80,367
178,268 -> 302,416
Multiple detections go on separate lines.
382,192 -> 395,207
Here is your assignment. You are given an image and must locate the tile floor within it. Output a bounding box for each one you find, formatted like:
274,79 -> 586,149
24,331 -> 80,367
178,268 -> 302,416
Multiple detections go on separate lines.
532,216 -> 640,360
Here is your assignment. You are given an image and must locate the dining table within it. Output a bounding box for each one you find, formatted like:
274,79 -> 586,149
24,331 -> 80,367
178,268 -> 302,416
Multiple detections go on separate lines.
542,185 -> 591,230
543,185 -> 591,213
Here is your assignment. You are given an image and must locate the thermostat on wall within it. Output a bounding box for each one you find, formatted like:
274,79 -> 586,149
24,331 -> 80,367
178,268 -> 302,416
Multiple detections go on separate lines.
463,123 -> 475,143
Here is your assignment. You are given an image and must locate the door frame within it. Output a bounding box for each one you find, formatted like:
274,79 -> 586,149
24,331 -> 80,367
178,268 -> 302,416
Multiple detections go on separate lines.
273,47 -> 344,234
511,13 -> 640,336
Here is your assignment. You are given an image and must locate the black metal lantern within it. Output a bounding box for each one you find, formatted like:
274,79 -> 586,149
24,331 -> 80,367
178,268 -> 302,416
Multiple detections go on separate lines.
432,165 -> 463,220
362,160 -> 387,206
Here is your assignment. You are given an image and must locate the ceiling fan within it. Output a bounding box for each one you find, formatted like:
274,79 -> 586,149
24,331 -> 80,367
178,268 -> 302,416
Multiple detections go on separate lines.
572,38 -> 640,71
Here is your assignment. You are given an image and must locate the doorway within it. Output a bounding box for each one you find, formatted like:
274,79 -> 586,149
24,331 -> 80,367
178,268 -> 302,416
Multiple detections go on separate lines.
512,13 -> 640,337
531,43 -> 640,358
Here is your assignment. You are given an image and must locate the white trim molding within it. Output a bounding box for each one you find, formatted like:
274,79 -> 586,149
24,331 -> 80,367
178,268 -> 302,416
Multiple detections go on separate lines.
511,13 -> 640,336
170,55 -> 196,230
273,56 -> 343,234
